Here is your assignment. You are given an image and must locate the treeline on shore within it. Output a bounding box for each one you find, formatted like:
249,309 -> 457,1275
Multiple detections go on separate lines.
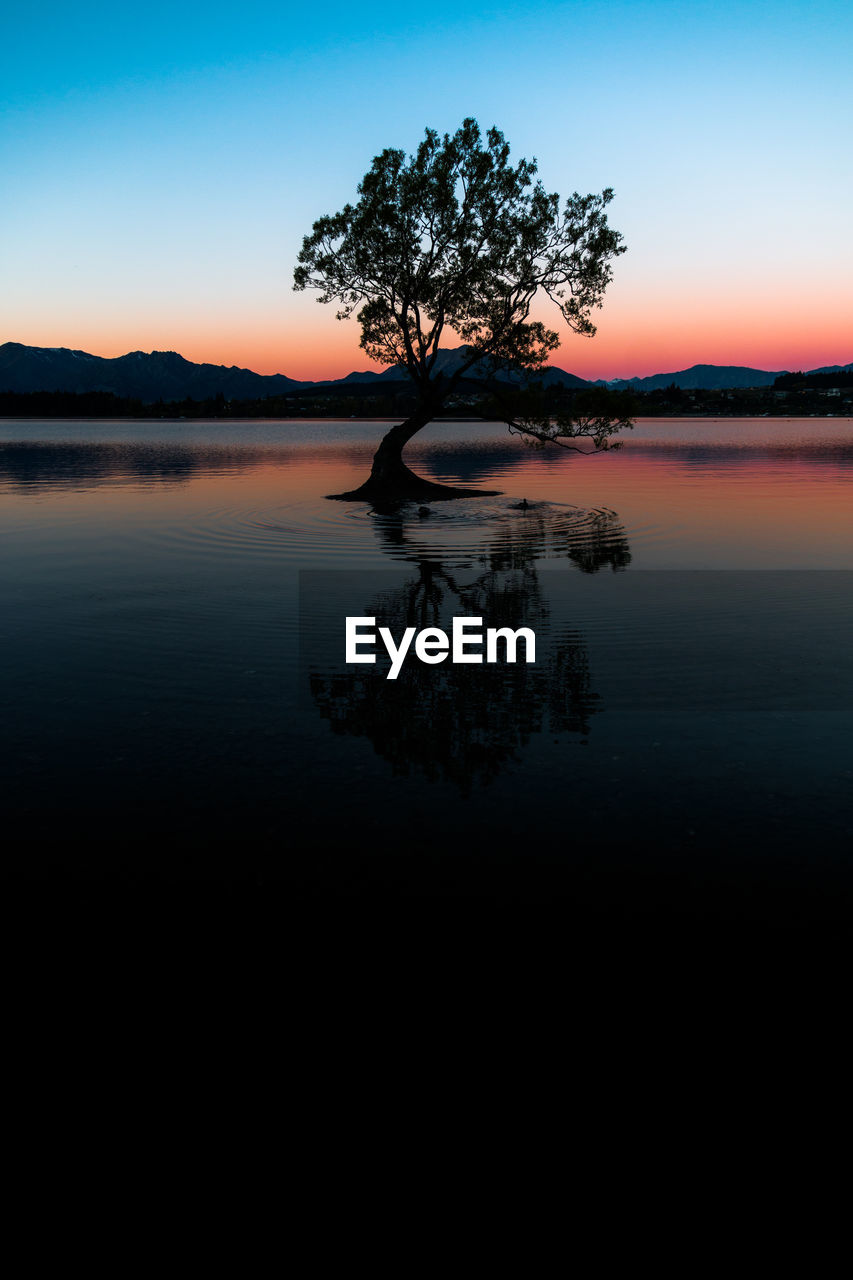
0,383 -> 422,419
0,389 -> 149,416
774,371 -> 853,390
2,371 -> 852,419
635,375 -> 852,416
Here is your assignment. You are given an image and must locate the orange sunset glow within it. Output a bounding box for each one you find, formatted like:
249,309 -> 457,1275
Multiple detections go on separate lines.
9,288 -> 851,384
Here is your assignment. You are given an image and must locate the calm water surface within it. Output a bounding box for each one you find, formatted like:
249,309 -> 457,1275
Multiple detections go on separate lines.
2,416 -> 852,915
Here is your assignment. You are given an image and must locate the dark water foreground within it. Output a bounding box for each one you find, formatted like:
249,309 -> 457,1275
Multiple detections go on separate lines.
2,417 -> 853,927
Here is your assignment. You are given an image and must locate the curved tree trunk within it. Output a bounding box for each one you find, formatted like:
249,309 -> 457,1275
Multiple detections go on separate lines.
328,407 -> 501,503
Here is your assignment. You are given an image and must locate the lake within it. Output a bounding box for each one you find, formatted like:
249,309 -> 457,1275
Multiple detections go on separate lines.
2,415 -> 853,922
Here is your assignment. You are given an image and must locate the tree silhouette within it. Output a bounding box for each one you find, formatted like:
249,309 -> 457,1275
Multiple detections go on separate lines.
294,119 -> 630,501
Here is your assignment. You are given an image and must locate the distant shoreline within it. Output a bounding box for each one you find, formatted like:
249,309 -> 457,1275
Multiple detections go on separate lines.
2,414 -> 853,424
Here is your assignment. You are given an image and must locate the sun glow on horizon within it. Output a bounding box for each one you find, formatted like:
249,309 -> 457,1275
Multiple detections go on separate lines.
6,317 -> 850,384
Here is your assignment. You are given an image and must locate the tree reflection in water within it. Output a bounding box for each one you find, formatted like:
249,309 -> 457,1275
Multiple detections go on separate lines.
309,503 -> 631,793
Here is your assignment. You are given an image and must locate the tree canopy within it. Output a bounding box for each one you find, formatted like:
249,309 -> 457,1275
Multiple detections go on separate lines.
293,119 -> 630,498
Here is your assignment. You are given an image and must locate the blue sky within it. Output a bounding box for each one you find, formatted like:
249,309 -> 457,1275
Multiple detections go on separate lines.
2,1 -> 851,378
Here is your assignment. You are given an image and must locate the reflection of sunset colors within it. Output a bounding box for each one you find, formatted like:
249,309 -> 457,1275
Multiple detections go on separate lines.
6,418 -> 850,569
3,1 -> 852,381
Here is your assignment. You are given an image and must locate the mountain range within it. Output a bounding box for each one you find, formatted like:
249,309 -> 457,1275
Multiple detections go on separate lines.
2,341 -> 851,403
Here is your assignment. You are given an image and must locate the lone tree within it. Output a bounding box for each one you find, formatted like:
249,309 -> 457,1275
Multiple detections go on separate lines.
294,118 -> 631,502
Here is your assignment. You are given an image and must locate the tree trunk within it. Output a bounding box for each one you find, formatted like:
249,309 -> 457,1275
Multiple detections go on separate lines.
328,407 -> 501,503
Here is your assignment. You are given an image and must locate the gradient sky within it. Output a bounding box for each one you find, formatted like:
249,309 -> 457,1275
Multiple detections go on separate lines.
2,1 -> 851,381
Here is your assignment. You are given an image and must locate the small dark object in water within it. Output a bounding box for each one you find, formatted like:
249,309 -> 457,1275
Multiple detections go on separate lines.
509,498 -> 532,510
417,506 -> 432,517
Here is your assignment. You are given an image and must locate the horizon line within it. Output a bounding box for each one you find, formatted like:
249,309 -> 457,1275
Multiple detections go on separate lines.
3,338 -> 852,384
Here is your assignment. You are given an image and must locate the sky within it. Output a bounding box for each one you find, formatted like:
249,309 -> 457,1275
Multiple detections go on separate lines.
2,0 -> 851,381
